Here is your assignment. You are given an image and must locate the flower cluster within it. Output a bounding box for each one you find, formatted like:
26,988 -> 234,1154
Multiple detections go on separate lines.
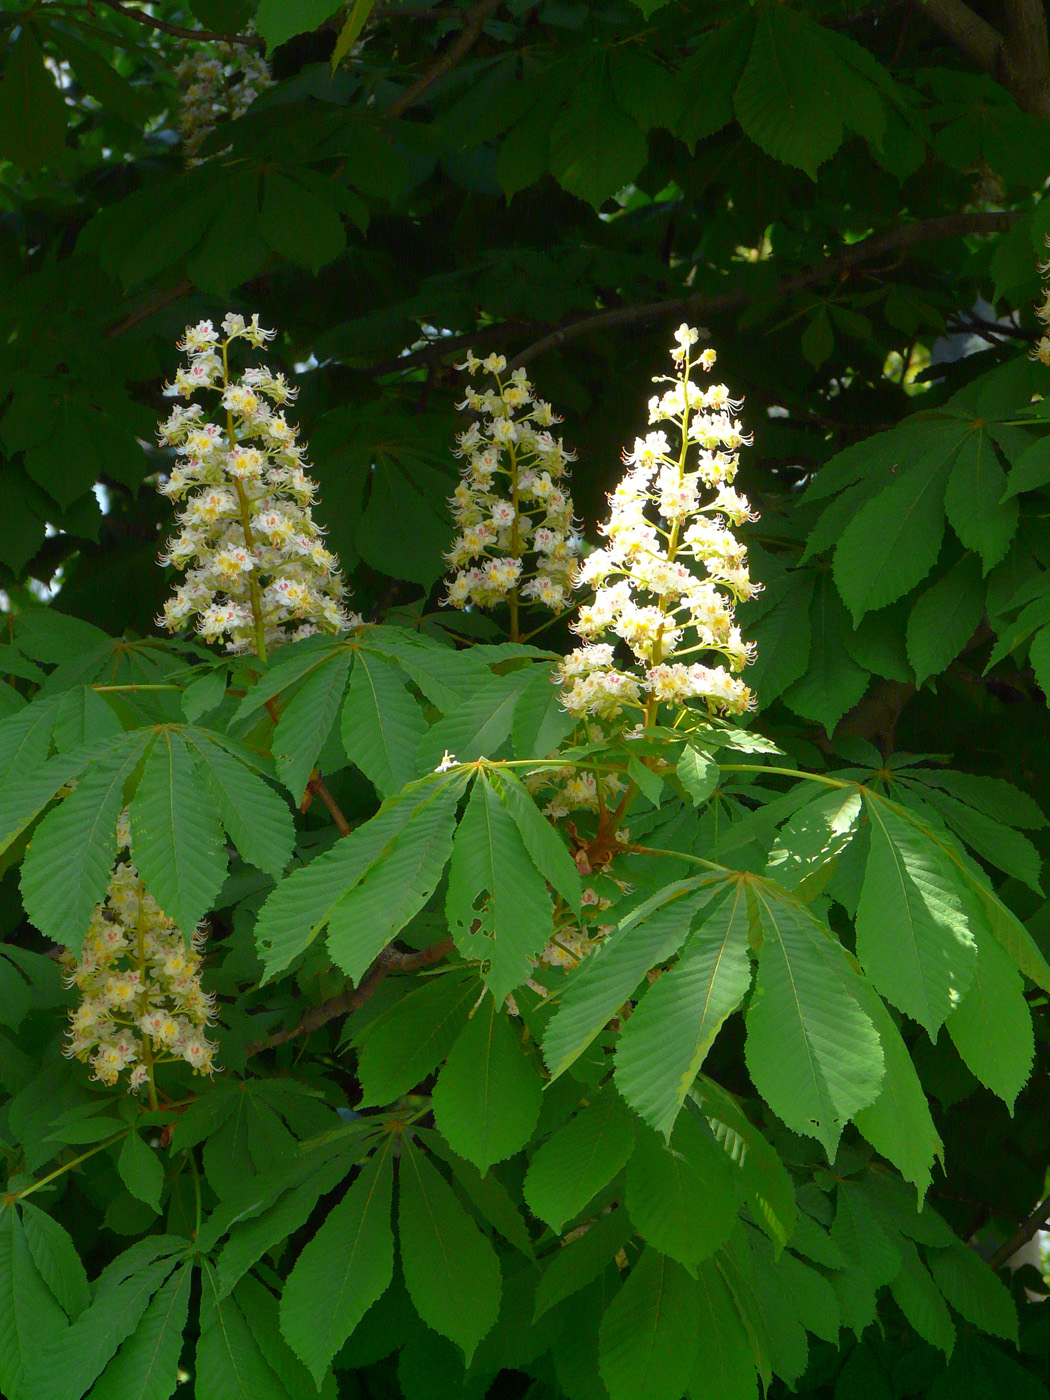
505,884 -> 616,1015
557,326 -> 759,721
60,820 -> 218,1093
156,314 -> 359,657
445,353 -> 581,618
1032,235 -> 1050,368
174,42 -> 272,165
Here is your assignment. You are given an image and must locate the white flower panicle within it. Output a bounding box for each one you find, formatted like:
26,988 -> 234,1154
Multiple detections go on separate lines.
558,325 -> 760,721
175,42 -> 272,165
156,314 -> 359,658
1032,235 -> 1050,368
60,817 -> 218,1092
445,353 -> 581,618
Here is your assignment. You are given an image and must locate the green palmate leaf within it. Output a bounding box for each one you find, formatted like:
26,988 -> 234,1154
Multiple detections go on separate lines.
397,1138 -> 502,1362
355,969 -> 478,1107
88,1263 -> 192,1400
19,1203 -> 89,1320
832,428 -> 963,621
856,799 -> 977,1035
978,886 -> 1050,993
688,1258 -> 759,1400
548,65 -> 648,208
273,648 -> 353,802
52,687 -> 124,752
906,769 -> 1047,829
598,1249 -> 699,1400
128,731 -> 228,938
890,1239 -> 956,1357
24,1244 -> 182,1400
280,1144 -> 395,1385
851,980 -> 943,1198
181,666 -> 227,723
543,883 -> 719,1078
533,1207 -> 633,1320
185,732 -> 295,879
733,6 -> 844,178
432,995 -> 543,1172
676,9 -> 755,145
0,1206 -> 69,1399
676,744 -> 720,806
943,428 -> 1017,570
0,694 -> 61,777
117,1132 -> 165,1214
775,1250 -> 840,1344
211,1141 -> 369,1297
907,555 -> 985,687
745,892 -> 884,1157
0,743 -> 104,861
196,1267 -> 300,1400
740,1236 -> 809,1384
832,1180 -> 902,1309
0,26 -> 67,171
231,635 -> 339,724
254,778 -> 453,978
242,1273 -> 335,1400
926,1245 -> 1017,1343
341,649 -> 426,798
523,1084 -> 636,1232
327,781 -> 460,981
255,0 -> 345,53
946,932 -> 1033,1108
766,787 -> 862,892
626,1117 -> 741,1266
445,775 -> 554,1001
511,662 -> 577,759
746,569 -> 815,705
615,887 -> 752,1137
364,629 -> 489,712
495,771 -> 581,913
419,668 -> 534,769
418,1130 -> 535,1259
905,783 -> 1043,892
695,1079 -> 797,1250
20,736 -> 146,953
1002,433 -> 1050,497
781,573 -> 869,731
260,171 -> 347,272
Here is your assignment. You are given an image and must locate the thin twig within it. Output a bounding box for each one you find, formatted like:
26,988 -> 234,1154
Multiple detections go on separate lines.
105,279 -> 195,339
385,0 -> 502,119
507,210 -> 1016,370
88,0 -> 266,50
305,772 -> 354,837
359,211 -> 1015,379
243,937 -> 456,1057
988,1193 -> 1050,1270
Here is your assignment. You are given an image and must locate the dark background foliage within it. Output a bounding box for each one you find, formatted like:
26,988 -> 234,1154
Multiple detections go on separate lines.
6,1 -> 1050,1396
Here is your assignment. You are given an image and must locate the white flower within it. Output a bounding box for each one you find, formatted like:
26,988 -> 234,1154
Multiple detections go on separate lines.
559,330 -> 758,720
155,316 -> 360,657
435,751 -> 459,772
443,356 -> 579,619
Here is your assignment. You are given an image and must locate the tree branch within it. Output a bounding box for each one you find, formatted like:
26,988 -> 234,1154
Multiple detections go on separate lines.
907,0 -> 1003,72
1001,0 -> 1050,119
88,0 -> 266,50
506,210 -> 1016,371
385,0 -> 502,119
988,1192 -> 1050,1270
361,211 -> 1015,380
909,0 -> 1050,117
243,938 -> 456,1058
105,279 -> 195,340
